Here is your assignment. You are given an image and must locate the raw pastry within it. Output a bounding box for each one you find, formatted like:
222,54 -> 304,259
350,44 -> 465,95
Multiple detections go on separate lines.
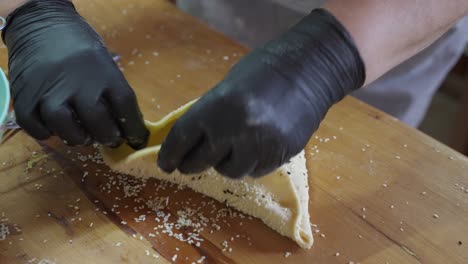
101,100 -> 313,249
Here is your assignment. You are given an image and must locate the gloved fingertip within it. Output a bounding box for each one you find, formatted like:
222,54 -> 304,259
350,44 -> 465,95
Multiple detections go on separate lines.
127,137 -> 147,150
84,136 -> 93,146
157,155 -> 176,174
107,138 -> 125,148
177,164 -> 193,175
126,127 -> 150,150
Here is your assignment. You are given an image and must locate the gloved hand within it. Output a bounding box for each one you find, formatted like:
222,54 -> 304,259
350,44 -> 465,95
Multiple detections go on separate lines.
2,0 -> 149,149
158,9 -> 365,178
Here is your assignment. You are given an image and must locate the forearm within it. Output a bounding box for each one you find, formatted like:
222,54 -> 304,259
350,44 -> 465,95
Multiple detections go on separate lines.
0,1 -> 27,17
324,0 -> 468,85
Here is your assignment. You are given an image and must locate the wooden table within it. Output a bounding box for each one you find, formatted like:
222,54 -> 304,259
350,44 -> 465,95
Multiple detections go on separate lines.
1,0 -> 467,263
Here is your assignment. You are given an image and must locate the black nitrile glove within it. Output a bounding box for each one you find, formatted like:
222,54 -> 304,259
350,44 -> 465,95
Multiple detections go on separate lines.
158,9 -> 365,179
2,0 -> 149,149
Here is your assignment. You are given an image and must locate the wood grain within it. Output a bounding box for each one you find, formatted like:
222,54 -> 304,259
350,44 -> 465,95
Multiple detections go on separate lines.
1,0 -> 467,263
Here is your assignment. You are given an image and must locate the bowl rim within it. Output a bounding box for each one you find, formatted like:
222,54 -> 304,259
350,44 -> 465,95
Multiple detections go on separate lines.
0,68 -> 10,125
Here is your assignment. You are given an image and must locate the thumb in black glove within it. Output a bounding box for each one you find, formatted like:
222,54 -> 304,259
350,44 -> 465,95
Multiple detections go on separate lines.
158,9 -> 365,178
2,0 -> 149,149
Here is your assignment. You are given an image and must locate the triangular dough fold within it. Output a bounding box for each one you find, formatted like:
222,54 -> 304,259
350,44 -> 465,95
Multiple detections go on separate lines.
100,100 -> 313,249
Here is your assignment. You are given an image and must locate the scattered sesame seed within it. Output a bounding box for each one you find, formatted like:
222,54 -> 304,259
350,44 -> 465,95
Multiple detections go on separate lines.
335,252 -> 340,257
284,252 -> 291,258
433,214 -> 439,219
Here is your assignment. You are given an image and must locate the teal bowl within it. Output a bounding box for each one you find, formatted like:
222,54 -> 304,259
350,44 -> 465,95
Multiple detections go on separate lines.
0,68 -> 10,141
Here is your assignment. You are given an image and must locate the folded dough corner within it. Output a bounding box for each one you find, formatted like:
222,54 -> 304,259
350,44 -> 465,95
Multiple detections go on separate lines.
100,100 -> 313,249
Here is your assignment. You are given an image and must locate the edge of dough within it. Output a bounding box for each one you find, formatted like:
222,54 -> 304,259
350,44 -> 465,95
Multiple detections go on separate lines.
101,100 -> 313,249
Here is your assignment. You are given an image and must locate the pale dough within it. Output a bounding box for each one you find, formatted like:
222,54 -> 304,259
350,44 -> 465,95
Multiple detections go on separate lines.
100,100 -> 313,249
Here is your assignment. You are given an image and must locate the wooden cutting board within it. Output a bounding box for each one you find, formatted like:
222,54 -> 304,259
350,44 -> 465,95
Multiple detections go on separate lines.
1,0 -> 467,263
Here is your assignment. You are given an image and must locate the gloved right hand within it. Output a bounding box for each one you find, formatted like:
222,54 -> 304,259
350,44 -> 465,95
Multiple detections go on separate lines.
158,9 -> 365,178
2,0 -> 149,149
